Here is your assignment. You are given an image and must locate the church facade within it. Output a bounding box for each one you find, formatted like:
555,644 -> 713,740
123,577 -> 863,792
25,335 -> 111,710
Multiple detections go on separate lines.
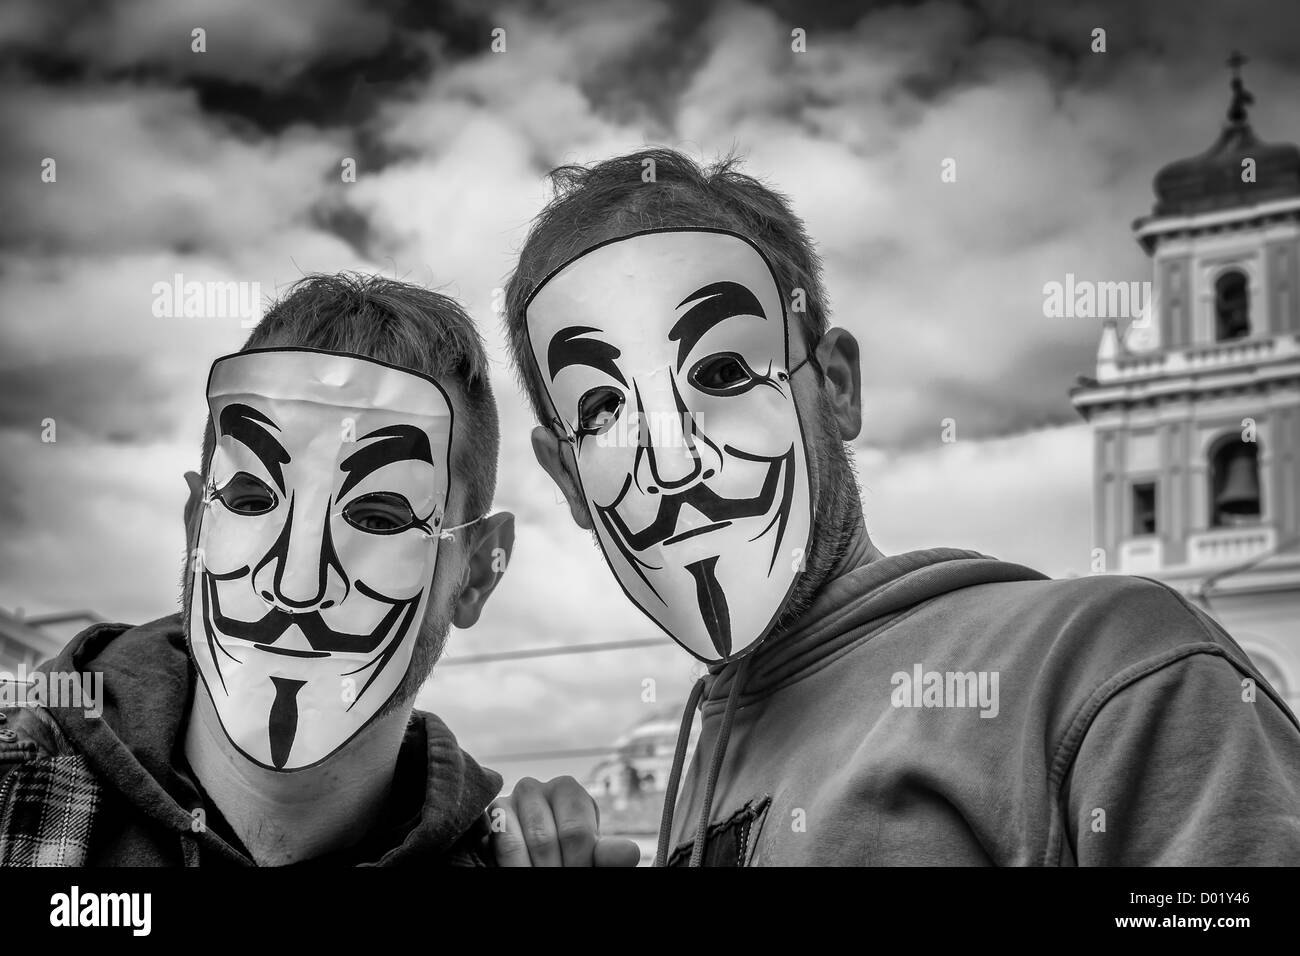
1072,59 -> 1300,712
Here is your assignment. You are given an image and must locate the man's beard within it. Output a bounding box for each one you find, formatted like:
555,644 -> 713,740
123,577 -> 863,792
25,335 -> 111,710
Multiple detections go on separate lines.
769,387 -> 862,635
383,596 -> 454,717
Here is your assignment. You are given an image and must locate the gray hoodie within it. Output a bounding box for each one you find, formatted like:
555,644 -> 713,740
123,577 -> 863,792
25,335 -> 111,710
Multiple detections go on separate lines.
661,548 -> 1300,865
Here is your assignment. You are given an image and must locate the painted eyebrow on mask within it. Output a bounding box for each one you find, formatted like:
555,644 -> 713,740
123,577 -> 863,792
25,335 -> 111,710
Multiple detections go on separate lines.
218,403 -> 290,494
547,325 -> 627,386
669,281 -> 766,370
338,424 -> 434,499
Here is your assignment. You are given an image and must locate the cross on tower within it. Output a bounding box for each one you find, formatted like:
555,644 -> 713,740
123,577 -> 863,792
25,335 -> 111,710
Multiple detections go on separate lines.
1227,50 -> 1254,124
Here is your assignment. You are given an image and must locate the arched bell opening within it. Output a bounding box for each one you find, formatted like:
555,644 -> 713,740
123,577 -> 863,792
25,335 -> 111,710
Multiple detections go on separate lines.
1208,433 -> 1262,527
1213,269 -> 1250,342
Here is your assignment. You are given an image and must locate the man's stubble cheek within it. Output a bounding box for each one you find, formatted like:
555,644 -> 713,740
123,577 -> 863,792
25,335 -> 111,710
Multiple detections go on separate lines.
179,506 -> 201,612
382,542 -> 465,715
775,387 -> 860,630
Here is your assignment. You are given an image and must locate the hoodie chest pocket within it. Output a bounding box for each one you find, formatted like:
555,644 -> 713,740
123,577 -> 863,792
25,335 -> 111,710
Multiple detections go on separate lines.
666,795 -> 771,867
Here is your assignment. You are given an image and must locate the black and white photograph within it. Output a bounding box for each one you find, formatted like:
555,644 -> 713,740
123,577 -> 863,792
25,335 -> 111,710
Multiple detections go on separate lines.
0,0 -> 1297,935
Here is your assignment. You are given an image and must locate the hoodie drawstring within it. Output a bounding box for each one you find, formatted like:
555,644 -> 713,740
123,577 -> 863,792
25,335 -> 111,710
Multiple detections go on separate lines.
654,676 -> 706,866
655,654 -> 753,867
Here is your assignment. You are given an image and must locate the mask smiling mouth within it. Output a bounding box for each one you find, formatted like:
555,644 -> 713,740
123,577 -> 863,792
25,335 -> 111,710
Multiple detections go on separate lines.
593,444 -> 797,599
202,568 -> 414,655
198,567 -> 421,710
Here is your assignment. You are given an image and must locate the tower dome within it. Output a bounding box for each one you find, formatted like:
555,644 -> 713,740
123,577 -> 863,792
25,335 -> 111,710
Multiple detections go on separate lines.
1152,53 -> 1300,217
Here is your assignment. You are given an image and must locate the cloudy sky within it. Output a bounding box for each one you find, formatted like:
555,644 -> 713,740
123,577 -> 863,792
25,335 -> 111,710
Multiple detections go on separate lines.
2,0 -> 1298,786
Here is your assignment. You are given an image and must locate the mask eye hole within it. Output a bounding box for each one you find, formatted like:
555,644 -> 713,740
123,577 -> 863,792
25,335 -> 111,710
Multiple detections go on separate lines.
576,386 -> 625,437
688,351 -> 756,396
342,492 -> 417,535
214,471 -> 278,515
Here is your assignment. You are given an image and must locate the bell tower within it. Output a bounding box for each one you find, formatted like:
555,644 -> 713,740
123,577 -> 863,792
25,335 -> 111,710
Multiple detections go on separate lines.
1072,53 -> 1300,709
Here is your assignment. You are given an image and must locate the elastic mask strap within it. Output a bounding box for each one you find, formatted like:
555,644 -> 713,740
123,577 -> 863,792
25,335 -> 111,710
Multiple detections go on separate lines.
439,514 -> 486,541
549,416 -> 576,446
782,353 -> 820,381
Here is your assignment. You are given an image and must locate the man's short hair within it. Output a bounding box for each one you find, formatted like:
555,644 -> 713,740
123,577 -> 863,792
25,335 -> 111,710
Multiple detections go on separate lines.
200,273 -> 498,523
503,147 -> 828,423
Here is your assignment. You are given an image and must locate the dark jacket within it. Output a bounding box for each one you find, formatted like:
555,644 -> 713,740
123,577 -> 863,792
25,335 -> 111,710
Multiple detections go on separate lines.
0,615 -> 501,866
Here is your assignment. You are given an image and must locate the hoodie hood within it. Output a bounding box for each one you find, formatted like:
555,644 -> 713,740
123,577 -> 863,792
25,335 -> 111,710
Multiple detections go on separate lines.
704,548 -> 1049,707
38,614 -> 501,866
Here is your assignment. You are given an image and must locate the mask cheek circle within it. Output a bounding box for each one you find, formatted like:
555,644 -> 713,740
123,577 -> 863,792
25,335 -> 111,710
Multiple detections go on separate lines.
692,380 -> 801,460
331,516 -> 438,600
200,503 -> 282,577
572,412 -> 639,505
197,506 -> 285,623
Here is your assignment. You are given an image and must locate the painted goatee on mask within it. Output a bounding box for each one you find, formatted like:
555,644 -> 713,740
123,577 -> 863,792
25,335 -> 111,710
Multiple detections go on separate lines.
524,228 -> 813,663
188,348 -> 453,770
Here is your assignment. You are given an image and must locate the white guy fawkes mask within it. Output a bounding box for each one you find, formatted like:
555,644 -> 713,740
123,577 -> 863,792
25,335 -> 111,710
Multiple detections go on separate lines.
524,228 -> 813,663
188,347 -> 453,770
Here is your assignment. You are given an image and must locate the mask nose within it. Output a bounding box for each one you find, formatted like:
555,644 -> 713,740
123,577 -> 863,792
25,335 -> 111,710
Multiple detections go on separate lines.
252,496 -> 349,612
632,374 -> 720,495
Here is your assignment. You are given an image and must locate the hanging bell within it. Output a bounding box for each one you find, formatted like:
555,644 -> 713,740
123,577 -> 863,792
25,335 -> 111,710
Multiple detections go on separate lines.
1216,449 -> 1261,517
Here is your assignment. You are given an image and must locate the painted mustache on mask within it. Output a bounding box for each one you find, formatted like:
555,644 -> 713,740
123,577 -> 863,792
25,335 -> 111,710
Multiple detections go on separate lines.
598,444 -> 796,552
204,569 -> 416,657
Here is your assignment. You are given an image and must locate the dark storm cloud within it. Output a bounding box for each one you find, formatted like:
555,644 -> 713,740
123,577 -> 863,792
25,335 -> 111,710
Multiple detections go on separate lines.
0,355 -> 182,444
187,0 -> 496,135
0,0 -> 492,131
5,0 -> 1295,453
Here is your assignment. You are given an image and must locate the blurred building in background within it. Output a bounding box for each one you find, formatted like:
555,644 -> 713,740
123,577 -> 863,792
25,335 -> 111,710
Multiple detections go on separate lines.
585,704 -> 701,838
1073,57 -> 1300,711
0,608 -> 96,672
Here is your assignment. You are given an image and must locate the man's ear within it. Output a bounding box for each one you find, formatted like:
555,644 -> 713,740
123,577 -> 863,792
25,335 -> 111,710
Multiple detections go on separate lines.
183,471 -> 204,545
452,512 -> 516,629
531,426 -> 593,530
815,327 -> 862,441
